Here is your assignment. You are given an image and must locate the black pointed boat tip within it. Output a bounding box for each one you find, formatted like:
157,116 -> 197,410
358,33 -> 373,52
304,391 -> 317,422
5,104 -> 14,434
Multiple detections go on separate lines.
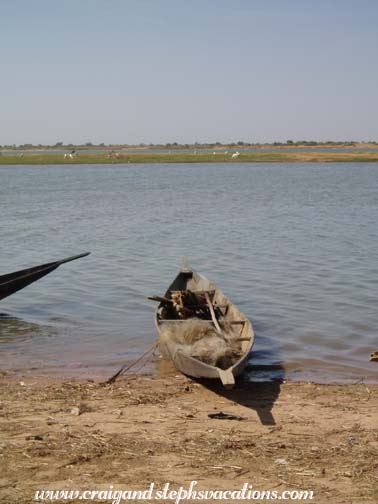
0,252 -> 92,302
56,252 -> 91,265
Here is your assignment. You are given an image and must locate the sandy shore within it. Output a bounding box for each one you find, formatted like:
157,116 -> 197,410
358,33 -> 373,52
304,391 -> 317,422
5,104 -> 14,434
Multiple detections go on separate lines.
1,371 -> 377,503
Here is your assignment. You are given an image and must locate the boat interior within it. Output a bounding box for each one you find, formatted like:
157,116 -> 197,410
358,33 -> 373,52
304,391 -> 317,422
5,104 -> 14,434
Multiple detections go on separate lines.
152,270 -> 249,339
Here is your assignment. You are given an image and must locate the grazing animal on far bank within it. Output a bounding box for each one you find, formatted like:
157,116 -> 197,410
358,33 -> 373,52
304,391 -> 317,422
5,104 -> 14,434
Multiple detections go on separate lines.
64,150 -> 77,160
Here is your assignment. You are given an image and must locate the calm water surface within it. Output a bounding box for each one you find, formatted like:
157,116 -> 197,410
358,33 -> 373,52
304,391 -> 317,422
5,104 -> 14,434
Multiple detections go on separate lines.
0,163 -> 377,383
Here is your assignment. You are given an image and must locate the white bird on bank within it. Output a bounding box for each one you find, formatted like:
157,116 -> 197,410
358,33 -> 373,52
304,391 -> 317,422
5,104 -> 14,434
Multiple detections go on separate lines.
231,151 -> 240,158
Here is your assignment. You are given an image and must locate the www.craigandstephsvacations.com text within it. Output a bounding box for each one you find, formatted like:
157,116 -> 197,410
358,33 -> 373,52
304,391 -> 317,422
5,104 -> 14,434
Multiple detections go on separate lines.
34,481 -> 315,503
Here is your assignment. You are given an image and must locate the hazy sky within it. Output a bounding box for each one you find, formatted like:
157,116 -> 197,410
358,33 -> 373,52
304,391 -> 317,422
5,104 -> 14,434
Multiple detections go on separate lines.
1,0 -> 378,145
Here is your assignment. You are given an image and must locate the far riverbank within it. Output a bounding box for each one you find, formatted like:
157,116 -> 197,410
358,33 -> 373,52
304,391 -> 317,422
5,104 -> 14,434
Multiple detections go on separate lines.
1,151 -> 378,164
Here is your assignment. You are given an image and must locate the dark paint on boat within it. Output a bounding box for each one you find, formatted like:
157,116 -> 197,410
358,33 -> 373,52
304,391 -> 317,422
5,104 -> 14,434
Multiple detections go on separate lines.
0,252 -> 90,302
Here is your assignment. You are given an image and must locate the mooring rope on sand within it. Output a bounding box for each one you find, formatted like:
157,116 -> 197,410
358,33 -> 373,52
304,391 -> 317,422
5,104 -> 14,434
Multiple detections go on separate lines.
103,341 -> 158,385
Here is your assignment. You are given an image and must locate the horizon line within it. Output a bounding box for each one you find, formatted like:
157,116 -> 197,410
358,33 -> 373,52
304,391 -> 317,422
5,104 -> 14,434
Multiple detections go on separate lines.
1,140 -> 378,149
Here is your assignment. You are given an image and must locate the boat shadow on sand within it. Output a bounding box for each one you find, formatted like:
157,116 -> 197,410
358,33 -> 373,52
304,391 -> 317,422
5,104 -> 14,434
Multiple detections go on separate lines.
195,334 -> 285,426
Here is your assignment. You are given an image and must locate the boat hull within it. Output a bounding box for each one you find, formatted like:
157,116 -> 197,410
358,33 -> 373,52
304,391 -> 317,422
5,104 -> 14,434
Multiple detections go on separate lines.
155,268 -> 254,388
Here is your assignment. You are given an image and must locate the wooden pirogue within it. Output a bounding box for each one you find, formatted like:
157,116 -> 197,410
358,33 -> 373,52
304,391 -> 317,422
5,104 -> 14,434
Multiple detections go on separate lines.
0,252 -> 90,302
150,266 -> 254,388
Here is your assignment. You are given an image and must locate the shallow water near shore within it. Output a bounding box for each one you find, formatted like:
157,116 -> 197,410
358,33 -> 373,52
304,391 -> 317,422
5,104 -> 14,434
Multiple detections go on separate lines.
0,162 -> 377,383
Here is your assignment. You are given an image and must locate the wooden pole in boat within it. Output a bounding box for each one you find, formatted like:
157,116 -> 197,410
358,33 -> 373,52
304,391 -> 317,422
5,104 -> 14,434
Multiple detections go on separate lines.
204,292 -> 223,337
147,295 -> 173,305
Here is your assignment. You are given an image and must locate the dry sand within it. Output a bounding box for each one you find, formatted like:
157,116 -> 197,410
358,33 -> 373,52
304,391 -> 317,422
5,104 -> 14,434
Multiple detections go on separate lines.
0,369 -> 377,504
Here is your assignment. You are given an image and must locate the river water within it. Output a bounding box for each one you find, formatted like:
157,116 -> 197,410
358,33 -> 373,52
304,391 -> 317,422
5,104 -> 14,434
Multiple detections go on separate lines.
0,163 -> 377,383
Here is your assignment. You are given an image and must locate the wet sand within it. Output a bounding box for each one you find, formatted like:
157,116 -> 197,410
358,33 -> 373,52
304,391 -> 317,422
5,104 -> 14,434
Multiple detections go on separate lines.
1,370 -> 377,504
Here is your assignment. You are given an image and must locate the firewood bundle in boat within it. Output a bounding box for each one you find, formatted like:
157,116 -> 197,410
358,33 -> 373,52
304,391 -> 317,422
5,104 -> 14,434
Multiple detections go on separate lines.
148,267 -> 255,389
169,289 -> 222,320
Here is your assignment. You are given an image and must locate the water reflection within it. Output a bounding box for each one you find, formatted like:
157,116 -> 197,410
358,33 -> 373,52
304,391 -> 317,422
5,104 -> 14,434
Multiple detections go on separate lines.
0,313 -> 57,344
244,332 -> 286,383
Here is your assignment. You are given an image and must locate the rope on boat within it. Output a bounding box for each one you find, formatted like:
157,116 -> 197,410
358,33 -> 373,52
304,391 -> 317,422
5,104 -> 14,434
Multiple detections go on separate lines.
103,341 -> 158,385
